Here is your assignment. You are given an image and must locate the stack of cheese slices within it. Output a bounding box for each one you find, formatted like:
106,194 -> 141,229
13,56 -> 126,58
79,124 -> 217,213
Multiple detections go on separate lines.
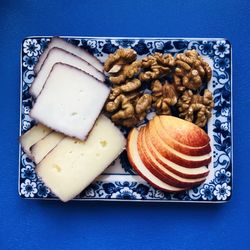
127,116 -> 212,192
21,37 -> 126,202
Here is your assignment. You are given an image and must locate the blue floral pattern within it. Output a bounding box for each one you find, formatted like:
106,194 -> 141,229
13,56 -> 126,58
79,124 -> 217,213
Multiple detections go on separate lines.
23,55 -> 38,70
37,182 -> 50,198
21,165 -> 36,180
23,39 -> 41,56
214,183 -> 231,201
19,37 -> 232,202
214,169 -> 231,184
213,40 -> 230,58
198,41 -> 214,55
214,56 -> 230,71
20,179 -> 37,198
200,184 -> 215,201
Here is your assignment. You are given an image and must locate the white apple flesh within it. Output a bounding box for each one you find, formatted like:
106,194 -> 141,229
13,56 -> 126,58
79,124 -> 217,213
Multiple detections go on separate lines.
137,127 -> 207,188
127,128 -> 186,192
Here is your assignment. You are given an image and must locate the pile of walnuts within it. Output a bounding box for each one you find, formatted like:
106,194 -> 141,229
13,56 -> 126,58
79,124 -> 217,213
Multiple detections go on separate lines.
104,48 -> 214,128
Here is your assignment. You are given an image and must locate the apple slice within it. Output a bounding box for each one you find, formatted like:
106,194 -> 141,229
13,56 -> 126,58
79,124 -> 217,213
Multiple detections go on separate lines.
143,126 -> 209,179
138,127 -> 207,188
127,128 -> 185,192
153,116 -> 211,156
148,120 -> 211,168
159,116 -> 210,147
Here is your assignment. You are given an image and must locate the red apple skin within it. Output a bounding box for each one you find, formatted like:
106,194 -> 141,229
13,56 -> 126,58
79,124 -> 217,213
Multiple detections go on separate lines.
158,115 -> 210,147
137,127 -> 207,189
144,126 -> 210,179
147,121 -> 212,168
152,116 -> 211,156
126,128 -> 186,193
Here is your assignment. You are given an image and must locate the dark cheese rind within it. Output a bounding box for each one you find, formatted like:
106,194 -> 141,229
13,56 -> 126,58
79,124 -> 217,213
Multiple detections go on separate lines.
34,37 -> 103,74
30,47 -> 105,97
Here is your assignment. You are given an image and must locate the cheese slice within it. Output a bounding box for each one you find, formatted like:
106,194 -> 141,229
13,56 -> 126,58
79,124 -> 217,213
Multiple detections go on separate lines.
30,63 -> 110,140
20,124 -> 52,157
34,37 -> 103,73
36,115 -> 126,202
30,47 -> 104,97
31,132 -> 65,164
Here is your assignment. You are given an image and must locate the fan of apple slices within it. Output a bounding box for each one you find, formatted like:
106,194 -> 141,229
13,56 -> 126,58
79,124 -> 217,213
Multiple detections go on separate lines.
127,115 -> 212,192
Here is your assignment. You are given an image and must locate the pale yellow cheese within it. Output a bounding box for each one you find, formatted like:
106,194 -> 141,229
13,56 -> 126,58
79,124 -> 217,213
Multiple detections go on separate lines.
36,115 -> 126,202
20,124 -> 52,157
31,132 -> 65,164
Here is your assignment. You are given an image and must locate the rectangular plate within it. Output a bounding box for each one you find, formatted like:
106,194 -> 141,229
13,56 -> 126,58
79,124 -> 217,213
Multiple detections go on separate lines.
19,36 -> 233,202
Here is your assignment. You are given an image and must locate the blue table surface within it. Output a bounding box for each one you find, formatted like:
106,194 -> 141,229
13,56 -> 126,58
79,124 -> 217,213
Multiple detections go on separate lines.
0,0 -> 250,249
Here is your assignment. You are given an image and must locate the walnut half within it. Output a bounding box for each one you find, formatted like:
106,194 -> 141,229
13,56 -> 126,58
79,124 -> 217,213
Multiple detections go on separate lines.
139,53 -> 175,82
151,80 -> 178,115
104,48 -> 141,84
177,89 -> 214,127
173,50 -> 212,92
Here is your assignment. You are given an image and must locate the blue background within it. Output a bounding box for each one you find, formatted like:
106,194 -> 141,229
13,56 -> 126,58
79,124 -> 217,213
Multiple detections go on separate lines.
0,0 -> 249,249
